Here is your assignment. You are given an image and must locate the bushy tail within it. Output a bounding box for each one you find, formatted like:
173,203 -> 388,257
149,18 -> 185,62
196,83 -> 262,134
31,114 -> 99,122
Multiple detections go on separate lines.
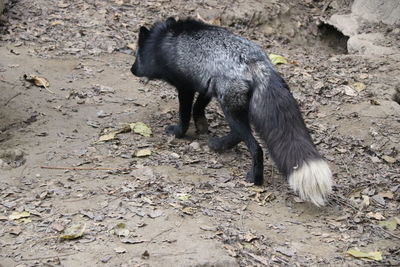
249,62 -> 332,206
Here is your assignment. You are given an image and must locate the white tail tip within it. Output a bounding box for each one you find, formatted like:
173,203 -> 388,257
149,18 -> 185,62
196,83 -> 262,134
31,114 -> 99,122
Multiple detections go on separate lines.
288,159 -> 332,207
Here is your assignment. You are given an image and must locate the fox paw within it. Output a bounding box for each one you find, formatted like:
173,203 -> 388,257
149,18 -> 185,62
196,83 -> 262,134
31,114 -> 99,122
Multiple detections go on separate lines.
246,170 -> 263,185
208,137 -> 225,153
165,124 -> 185,138
194,117 -> 208,134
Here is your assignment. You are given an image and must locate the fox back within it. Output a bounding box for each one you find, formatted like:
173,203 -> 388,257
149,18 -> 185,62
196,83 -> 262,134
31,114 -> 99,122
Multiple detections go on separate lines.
131,18 -> 272,96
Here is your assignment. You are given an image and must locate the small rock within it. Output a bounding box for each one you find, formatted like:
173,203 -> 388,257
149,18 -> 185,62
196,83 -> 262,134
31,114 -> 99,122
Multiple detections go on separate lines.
189,141 -> 201,151
96,110 -> 112,118
275,246 -> 295,257
114,247 -> 126,254
169,152 -> 180,159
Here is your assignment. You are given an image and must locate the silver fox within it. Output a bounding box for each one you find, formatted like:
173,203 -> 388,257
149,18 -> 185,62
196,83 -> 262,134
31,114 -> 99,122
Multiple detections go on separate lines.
131,17 -> 333,206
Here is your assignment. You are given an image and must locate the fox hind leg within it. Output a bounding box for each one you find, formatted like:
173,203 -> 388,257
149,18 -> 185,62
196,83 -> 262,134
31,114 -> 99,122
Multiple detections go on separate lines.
223,108 -> 263,185
193,93 -> 211,134
208,131 -> 242,152
211,78 -> 263,185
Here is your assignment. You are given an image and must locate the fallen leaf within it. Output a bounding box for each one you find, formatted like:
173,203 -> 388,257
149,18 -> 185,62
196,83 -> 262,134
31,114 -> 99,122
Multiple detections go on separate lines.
381,155 -> 396,164
360,195 -> 370,208
378,218 -> 398,231
97,130 -> 119,142
9,226 -> 22,235
24,74 -> 54,94
370,99 -> 380,105
121,238 -> 146,244
352,82 -> 366,92
342,85 -> 357,96
347,249 -> 382,261
242,232 -> 258,243
135,148 -> 151,157
59,223 -> 86,240
127,43 -> 136,51
269,54 -> 288,65
113,223 -> 130,237
114,247 -> 126,254
378,192 -> 394,199
148,210 -> 163,219
24,74 -> 50,88
182,207 -> 196,215
52,223 -> 65,232
366,212 -> 385,221
51,20 -> 64,26
9,211 -> 30,220
176,193 -> 190,201
129,122 -> 152,137
223,245 -> 238,257
196,13 -> 221,26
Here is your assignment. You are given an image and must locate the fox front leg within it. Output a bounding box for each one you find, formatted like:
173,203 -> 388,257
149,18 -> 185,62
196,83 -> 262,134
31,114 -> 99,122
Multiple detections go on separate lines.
165,88 -> 195,138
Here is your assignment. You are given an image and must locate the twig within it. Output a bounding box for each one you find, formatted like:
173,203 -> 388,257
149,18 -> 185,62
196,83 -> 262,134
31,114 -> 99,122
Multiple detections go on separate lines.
5,92 -> 22,106
20,252 -> 77,261
369,224 -> 400,240
330,194 -> 358,211
146,227 -> 175,246
321,0 -> 332,16
40,166 -> 136,171
146,220 -> 184,246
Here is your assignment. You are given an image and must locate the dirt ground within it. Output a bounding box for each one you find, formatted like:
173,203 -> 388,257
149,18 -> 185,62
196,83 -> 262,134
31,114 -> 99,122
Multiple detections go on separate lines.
1,0 -> 399,266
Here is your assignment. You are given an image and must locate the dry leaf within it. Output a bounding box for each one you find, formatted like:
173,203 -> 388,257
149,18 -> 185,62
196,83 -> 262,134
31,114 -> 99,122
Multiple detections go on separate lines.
113,223 -> 130,237
9,211 -> 30,220
378,192 -> 394,199
196,13 -> 221,26
342,85 -> 357,96
51,21 -> 64,26
135,148 -> 151,157
370,99 -> 381,105
381,155 -> 396,164
176,193 -> 190,201
59,223 -> 86,240
182,207 -> 196,215
360,195 -> 370,208
52,223 -> 65,232
114,247 -> 127,254
347,249 -> 382,261
23,74 -> 50,88
366,212 -> 385,221
352,82 -> 366,92
378,218 -> 398,231
129,122 -> 152,137
97,130 -> 119,142
269,54 -> 288,65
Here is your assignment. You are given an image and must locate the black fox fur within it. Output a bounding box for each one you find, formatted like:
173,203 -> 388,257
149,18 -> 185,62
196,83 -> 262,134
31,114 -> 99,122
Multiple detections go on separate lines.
131,17 -> 332,206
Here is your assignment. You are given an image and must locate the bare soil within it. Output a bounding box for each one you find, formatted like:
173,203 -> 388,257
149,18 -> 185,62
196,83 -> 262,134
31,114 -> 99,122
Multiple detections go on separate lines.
1,0 -> 399,266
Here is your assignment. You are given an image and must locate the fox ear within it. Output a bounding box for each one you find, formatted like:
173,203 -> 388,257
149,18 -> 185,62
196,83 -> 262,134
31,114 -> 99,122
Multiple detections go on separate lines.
166,17 -> 176,25
139,26 -> 150,39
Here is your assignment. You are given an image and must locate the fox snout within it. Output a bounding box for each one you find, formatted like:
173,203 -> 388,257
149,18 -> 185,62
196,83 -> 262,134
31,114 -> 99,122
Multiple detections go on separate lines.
131,62 -> 140,76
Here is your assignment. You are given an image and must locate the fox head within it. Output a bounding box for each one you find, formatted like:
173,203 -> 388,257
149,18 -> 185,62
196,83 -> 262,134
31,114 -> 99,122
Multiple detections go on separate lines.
131,26 -> 154,78
131,17 -> 177,79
